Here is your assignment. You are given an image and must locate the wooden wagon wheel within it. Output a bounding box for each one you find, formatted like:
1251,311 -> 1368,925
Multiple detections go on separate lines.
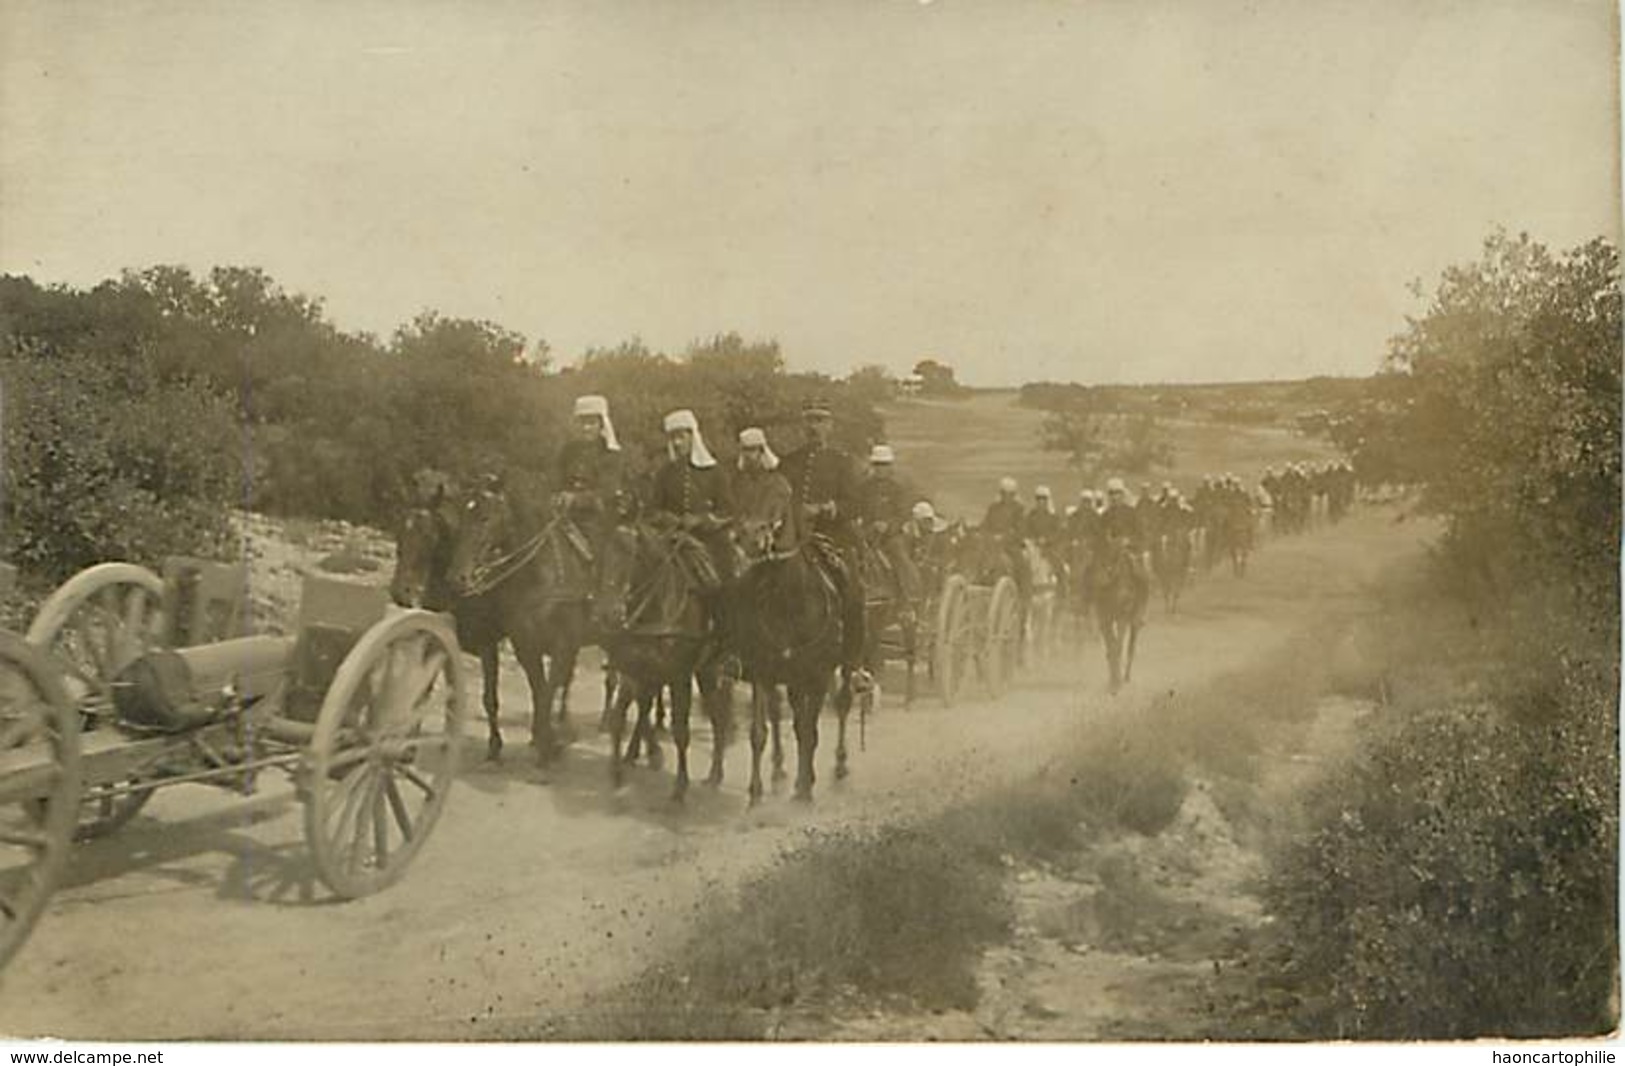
933,575 -> 968,707
0,631 -> 83,971
985,577 -> 1022,697
302,609 -> 465,899
25,564 -> 165,839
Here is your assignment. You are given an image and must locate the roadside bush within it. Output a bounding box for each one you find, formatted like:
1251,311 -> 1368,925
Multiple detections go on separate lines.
1265,696 -> 1617,1038
680,824 -> 1010,1013
2,348 -> 239,582
1256,230 -> 1621,1039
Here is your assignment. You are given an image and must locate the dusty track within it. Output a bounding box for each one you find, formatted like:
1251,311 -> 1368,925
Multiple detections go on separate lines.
0,508 -> 1425,1040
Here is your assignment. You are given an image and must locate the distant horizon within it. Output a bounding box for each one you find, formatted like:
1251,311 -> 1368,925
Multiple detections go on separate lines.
4,258 -> 1403,389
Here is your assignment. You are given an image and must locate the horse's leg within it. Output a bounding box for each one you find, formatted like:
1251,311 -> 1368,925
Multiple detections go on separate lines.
833,668 -> 852,782
598,664 -> 615,733
670,675 -> 693,804
1101,616 -> 1122,694
700,669 -> 731,788
747,683 -> 768,806
1125,619 -> 1140,684
519,641 -> 557,768
607,679 -> 637,789
552,639 -> 582,739
480,645 -> 503,762
769,685 -> 787,784
790,683 -> 819,802
621,675 -> 648,764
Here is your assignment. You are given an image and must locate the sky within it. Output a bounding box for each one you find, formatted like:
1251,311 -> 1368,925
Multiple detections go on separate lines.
1,0 -> 1618,386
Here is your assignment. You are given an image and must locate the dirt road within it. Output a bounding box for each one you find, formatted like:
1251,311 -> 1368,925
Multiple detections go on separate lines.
0,507 -> 1426,1040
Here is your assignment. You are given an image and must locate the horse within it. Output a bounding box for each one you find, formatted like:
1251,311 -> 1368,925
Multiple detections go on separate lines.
442,490 -> 595,767
730,518 -> 854,805
1056,534 -> 1096,644
594,522 -> 732,801
391,501 -> 521,764
1088,537 -> 1148,694
1153,526 -> 1193,614
1221,504 -> 1254,577
1022,539 -> 1063,663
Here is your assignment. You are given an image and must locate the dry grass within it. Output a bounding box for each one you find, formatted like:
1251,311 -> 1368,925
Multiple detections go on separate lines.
881,391 -> 1337,521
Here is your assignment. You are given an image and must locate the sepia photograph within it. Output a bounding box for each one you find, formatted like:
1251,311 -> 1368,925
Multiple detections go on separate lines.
0,0 -> 1619,1051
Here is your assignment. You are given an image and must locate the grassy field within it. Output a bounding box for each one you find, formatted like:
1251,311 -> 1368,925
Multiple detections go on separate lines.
878,391 -> 1338,523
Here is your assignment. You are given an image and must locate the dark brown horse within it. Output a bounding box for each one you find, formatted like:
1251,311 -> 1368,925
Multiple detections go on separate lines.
730,519 -> 854,805
1088,538 -> 1148,694
441,491 -> 595,768
392,503 -> 517,760
594,523 -> 732,801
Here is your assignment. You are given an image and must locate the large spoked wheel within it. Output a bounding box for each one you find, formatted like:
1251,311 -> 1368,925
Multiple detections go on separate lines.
985,577 -> 1022,697
1029,590 -> 1059,666
25,564 -> 165,839
0,632 -> 83,971
933,576 -> 970,707
303,609 -> 465,899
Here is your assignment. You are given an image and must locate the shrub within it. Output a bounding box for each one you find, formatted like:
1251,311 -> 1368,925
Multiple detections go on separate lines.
2,348 -> 239,582
1265,696 -> 1617,1038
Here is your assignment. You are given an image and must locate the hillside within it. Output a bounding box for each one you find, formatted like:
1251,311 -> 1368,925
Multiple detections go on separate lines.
879,391 -> 1338,522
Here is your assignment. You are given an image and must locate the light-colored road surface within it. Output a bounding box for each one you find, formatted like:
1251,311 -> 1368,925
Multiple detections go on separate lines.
0,509 -> 1425,1040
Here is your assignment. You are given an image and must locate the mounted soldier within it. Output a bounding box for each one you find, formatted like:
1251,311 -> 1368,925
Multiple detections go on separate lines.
982,477 -> 1026,545
777,398 -> 867,683
855,444 -> 922,622
905,500 -> 950,580
733,426 -> 793,537
648,408 -> 736,648
1025,485 -> 1061,546
556,394 -> 629,572
1094,478 -> 1151,614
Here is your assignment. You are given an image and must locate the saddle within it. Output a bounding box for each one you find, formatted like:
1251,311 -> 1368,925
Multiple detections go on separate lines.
621,530 -> 712,638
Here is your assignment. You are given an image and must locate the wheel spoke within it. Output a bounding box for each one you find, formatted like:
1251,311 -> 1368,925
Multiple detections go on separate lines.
0,702 -> 47,751
0,825 -> 48,850
326,764 -> 374,852
371,786 -> 390,868
122,587 -> 154,639
397,764 -> 438,797
383,775 -> 415,842
70,613 -> 109,679
323,745 -> 372,777
347,773 -> 381,874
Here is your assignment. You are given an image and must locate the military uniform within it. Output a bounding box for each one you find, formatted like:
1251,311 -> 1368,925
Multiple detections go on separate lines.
556,438 -> 627,535
856,472 -> 921,603
780,443 -> 863,545
779,440 -> 866,667
735,467 -> 794,529
1092,501 -> 1151,618
982,497 -> 1026,541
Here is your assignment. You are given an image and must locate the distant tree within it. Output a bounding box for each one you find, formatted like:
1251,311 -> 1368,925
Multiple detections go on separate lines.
1040,388 -> 1173,481
912,358 -> 960,396
846,363 -> 898,404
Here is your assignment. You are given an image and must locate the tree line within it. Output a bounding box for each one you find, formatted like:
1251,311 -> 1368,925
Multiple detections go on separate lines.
0,266 -> 881,582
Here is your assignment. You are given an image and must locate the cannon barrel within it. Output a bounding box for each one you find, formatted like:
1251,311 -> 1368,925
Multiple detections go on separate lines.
114,635 -> 295,731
